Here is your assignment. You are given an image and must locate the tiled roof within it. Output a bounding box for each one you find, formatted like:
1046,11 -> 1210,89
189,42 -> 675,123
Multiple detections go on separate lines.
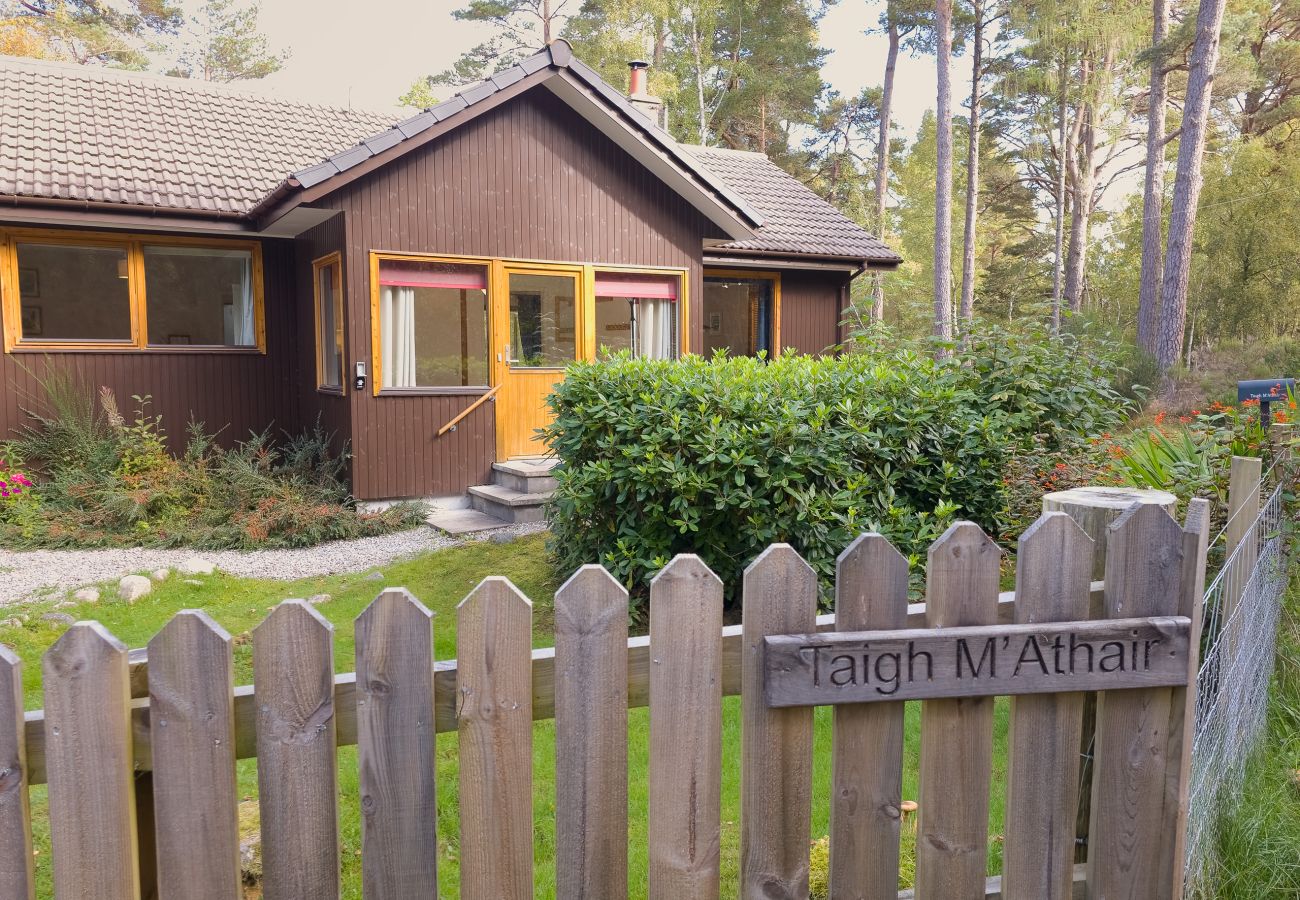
0,49 -> 900,264
687,145 -> 902,263
0,55 -> 399,215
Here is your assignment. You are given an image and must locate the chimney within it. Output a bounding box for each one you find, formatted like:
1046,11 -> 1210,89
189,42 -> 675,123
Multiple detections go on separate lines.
627,60 -> 665,128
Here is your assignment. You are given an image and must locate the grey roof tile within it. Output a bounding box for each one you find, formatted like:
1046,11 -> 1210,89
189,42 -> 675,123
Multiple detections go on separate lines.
686,145 -> 901,263
0,55 -> 399,215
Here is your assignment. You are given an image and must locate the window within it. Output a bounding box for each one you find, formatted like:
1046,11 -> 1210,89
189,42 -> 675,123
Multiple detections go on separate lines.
507,272 -> 577,368
702,272 -> 779,358
314,253 -> 344,391
3,231 -> 264,352
594,271 -> 678,359
142,245 -> 255,347
377,258 -> 489,389
12,241 -> 133,343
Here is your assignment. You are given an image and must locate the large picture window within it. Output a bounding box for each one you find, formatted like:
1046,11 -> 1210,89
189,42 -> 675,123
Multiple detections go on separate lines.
314,253 -> 344,391
3,230 -> 264,352
377,258 -> 489,389
702,272 -> 779,358
143,245 -> 256,347
13,241 -> 133,343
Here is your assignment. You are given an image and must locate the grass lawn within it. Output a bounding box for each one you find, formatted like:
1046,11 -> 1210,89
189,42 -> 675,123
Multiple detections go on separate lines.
1,532 -> 1013,898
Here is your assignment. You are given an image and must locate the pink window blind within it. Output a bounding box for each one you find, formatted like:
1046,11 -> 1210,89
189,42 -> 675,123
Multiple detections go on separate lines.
593,272 -> 678,300
378,260 -> 487,290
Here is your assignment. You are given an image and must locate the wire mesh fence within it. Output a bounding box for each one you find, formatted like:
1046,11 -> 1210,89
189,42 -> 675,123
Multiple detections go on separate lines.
1184,478 -> 1288,895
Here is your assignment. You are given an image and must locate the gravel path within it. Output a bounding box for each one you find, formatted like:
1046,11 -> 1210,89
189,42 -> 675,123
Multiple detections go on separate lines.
0,523 -> 547,605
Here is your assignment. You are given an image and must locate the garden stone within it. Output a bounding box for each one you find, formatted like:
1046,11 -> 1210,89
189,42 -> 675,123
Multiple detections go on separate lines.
178,557 -> 216,576
308,594 -> 332,606
364,572 -> 384,581
41,612 -> 75,625
490,531 -> 516,544
182,579 -> 203,586
150,568 -> 170,582
72,588 -> 100,604
118,575 -> 152,602
0,617 -> 22,629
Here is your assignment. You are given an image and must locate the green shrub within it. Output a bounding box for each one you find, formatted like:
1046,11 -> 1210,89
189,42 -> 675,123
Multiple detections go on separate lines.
545,351 -> 1012,610
545,326 -> 1133,611
0,383 -> 424,550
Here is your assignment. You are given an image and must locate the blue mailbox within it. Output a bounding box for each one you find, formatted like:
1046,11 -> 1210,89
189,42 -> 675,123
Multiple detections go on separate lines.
1237,378 -> 1294,426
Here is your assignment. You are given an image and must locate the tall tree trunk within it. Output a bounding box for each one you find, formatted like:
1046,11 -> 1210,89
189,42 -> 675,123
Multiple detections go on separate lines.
1136,0 -> 1169,354
871,11 -> 900,323
934,0 -> 955,349
543,0 -> 553,43
692,16 -> 707,143
1051,54 -> 1068,335
1157,0 -> 1228,372
1065,50 -> 1110,315
958,0 -> 983,325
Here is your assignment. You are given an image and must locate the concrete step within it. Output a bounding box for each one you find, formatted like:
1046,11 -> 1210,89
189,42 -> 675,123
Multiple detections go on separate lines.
492,458 -> 560,494
468,483 -> 551,525
426,507 -> 512,535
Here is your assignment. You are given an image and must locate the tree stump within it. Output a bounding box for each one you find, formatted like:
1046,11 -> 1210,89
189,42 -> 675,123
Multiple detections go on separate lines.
1040,485 -> 1178,864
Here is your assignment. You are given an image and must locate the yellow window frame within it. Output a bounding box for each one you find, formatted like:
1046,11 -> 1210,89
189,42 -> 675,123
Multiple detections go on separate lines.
702,268 -> 782,356
312,252 -> 346,393
0,227 -> 266,353
367,250 -> 688,397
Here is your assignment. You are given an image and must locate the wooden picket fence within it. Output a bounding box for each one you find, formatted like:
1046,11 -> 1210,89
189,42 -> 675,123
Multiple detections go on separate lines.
0,501 -> 1209,900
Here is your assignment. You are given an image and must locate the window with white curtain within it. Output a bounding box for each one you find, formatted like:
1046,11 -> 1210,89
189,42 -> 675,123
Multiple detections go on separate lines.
377,259 -> 489,389
143,245 -> 256,346
593,272 -> 679,360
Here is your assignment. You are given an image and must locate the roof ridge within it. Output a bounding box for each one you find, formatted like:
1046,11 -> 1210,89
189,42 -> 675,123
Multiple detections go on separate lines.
0,53 -> 404,120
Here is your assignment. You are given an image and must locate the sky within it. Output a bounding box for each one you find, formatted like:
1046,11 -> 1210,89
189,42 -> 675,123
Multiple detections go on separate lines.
252,0 -> 972,141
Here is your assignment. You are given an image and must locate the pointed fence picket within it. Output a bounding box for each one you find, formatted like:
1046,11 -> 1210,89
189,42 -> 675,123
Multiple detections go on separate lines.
0,506 -> 1209,900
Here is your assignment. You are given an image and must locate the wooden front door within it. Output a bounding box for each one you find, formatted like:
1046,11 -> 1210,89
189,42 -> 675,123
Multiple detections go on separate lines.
492,262 -> 584,460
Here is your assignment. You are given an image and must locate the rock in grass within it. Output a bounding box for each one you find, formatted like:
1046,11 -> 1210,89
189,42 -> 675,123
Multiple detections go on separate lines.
182,579 -> 203,586
118,575 -> 152,602
41,612 -> 75,625
72,588 -> 100,604
150,568 -> 170,582
364,571 -> 384,582
489,531 -> 516,544
179,557 -> 216,576
308,594 -> 331,606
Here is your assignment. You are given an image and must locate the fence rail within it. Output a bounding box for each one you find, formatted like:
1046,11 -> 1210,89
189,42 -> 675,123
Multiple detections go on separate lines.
2,504 -> 1210,900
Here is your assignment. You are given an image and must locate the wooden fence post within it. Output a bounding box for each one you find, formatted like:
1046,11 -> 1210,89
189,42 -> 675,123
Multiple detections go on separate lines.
1041,485 -> 1177,863
253,600 -> 340,900
1161,498 -> 1212,894
44,622 -> 139,900
1223,455 -> 1262,626
457,577 -> 533,900
355,589 -> 438,900
148,610 -> 239,900
915,522 -> 1002,898
828,534 -> 909,899
554,565 -> 629,900
1002,513 -> 1093,900
740,544 -> 816,900
1087,503 -> 1187,900
0,646 -> 33,900
648,555 -> 723,900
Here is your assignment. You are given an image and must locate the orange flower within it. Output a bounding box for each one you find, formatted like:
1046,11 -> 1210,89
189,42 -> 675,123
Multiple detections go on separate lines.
1179,416 -> 1191,423
1154,411 -> 1167,424
1055,462 -> 1068,470
1191,409 -> 1201,416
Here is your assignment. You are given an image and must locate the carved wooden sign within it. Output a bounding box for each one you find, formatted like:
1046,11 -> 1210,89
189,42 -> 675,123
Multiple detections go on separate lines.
763,616 -> 1191,708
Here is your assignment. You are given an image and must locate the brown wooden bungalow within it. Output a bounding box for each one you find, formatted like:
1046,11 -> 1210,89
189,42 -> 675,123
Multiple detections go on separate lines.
0,40 -> 900,518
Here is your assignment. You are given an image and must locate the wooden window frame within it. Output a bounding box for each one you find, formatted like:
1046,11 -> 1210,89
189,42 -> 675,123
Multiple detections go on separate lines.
0,227 -> 266,354
312,252 -> 346,395
702,268 -> 782,357
368,250 -> 688,398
